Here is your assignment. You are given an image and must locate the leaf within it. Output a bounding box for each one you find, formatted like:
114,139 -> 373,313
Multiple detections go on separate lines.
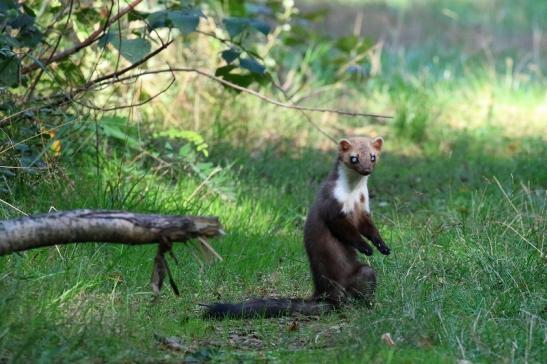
147,10 -> 171,29
0,49 -> 20,87
168,10 -> 200,35
178,144 -> 192,157
21,3 -> 36,17
0,0 -> 17,12
17,26 -> 42,47
127,10 -> 150,22
220,73 -> 255,89
99,116 -> 141,149
223,17 -> 271,38
215,65 -> 254,89
75,7 -> 101,25
215,64 -> 237,77
245,4 -> 273,16
239,57 -> 265,74
221,48 -> 240,64
8,14 -> 34,29
248,19 -> 271,35
108,35 -> 151,64
0,34 -> 20,48
223,17 -> 248,38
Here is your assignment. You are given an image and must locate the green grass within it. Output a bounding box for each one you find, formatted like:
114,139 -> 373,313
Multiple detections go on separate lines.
1,118 -> 545,363
1,0 -> 546,363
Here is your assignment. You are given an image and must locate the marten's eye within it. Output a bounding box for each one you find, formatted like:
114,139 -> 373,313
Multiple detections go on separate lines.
370,154 -> 376,162
350,155 -> 359,164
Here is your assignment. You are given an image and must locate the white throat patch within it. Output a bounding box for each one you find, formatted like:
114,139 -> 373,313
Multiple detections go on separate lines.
333,164 -> 370,214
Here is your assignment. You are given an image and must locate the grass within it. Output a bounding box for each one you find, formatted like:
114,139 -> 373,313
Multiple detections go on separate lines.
1,0 -> 546,363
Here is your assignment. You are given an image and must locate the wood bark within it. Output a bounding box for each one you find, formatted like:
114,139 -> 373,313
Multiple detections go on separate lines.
0,209 -> 223,256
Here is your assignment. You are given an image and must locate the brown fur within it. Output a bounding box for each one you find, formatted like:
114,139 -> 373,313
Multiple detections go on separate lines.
202,136 -> 389,319
304,136 -> 389,305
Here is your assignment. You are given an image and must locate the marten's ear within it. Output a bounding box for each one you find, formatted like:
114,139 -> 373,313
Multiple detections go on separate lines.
338,139 -> 352,152
372,137 -> 384,151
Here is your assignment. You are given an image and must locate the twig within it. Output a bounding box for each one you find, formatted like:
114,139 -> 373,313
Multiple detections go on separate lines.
272,81 -> 338,143
24,0 -> 75,102
0,40 -> 174,128
74,76 -> 175,112
92,67 -> 393,119
21,0 -> 145,74
81,40 -> 174,89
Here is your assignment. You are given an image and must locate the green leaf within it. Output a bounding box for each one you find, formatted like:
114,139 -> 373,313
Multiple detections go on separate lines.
221,48 -> 240,64
223,17 -> 248,38
0,49 -> 19,87
219,73 -> 254,89
168,10 -> 200,35
215,64 -> 237,77
248,19 -> 271,35
17,25 -> 42,47
99,116 -> 141,149
21,3 -> 36,17
98,31 -> 114,48
0,34 -> 20,48
239,57 -> 265,74
128,10 -> 150,22
223,17 -> 271,38
75,7 -> 101,25
245,4 -> 273,16
0,0 -> 17,12
147,10 -> 171,29
110,37 -> 151,63
8,14 -> 34,29
178,144 -> 192,157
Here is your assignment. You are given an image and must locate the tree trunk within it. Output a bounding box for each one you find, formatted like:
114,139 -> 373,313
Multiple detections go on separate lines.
0,209 -> 223,256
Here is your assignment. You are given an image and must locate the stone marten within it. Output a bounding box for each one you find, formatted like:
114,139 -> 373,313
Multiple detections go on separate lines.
202,136 -> 390,319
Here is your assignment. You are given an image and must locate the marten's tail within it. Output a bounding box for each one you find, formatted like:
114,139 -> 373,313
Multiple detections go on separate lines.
201,298 -> 334,319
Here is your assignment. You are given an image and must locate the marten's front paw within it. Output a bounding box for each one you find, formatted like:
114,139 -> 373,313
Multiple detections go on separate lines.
378,245 -> 390,255
358,244 -> 373,256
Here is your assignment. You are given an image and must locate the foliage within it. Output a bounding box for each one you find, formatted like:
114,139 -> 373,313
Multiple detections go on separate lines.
0,0 -> 374,198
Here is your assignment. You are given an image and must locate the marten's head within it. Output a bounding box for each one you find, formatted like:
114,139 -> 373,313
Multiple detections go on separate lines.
338,136 -> 384,176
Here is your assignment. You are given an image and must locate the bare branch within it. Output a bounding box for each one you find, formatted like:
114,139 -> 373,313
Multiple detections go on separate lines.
21,0 -> 145,74
92,68 -> 393,119
24,0 -> 75,102
75,76 -> 176,112
0,209 -> 223,256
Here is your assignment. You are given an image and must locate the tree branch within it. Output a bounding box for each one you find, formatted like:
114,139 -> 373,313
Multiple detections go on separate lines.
21,0 -> 145,74
91,67 -> 393,119
0,209 -> 223,256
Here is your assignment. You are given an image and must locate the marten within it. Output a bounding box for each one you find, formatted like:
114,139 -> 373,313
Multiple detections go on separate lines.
202,136 -> 390,319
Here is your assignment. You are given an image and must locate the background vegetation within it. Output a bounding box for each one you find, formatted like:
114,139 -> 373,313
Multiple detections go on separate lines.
0,0 -> 545,362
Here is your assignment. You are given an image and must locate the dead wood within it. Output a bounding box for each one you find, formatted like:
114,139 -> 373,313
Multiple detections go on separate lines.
0,209 -> 224,295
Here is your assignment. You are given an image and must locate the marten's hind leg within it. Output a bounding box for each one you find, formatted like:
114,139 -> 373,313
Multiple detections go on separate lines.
347,265 -> 376,304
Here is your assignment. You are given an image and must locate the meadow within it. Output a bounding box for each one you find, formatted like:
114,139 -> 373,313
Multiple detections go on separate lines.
0,0 -> 545,362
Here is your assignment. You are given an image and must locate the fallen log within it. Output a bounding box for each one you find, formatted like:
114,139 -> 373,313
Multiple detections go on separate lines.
0,209 -> 224,295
